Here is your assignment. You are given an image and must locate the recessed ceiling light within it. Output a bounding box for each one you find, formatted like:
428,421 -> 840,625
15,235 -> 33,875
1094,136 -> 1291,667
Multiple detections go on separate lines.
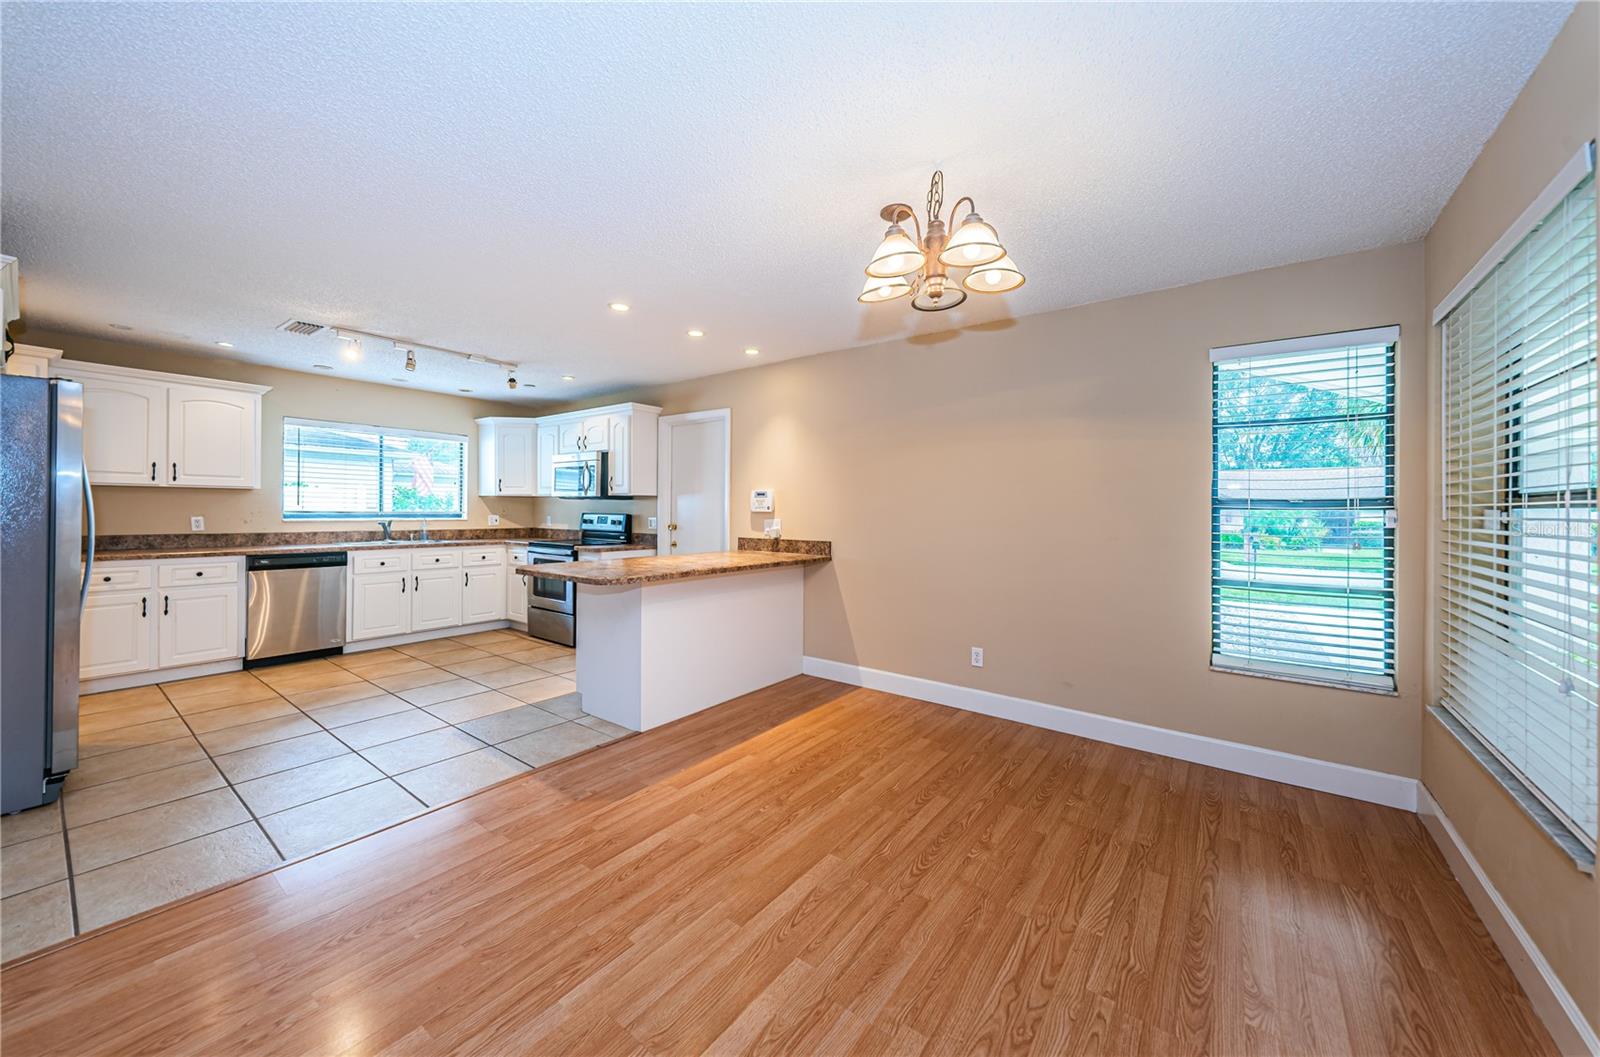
608,302 -> 630,313
313,364 -> 333,370
108,323 -> 133,331
687,329 -> 705,338
561,374 -> 575,381
215,341 -> 234,348
743,347 -> 760,357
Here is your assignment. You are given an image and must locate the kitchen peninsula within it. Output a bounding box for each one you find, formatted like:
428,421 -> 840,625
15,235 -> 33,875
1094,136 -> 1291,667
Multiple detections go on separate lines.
519,548 -> 829,731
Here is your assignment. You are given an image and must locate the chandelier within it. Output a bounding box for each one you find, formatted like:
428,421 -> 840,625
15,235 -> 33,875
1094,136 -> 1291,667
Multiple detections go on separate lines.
858,170 -> 1024,311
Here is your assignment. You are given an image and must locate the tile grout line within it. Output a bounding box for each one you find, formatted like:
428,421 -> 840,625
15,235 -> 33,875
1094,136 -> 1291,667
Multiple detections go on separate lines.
158,679 -> 292,864
58,796 -> 81,937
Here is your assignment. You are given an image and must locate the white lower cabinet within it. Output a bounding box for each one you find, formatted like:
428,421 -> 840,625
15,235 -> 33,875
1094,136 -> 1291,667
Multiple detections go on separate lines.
464,566 -> 505,624
81,558 -> 243,682
506,548 -> 528,626
157,584 -> 241,668
410,568 -> 465,633
81,590 -> 156,679
350,572 -> 411,641
348,546 -> 511,643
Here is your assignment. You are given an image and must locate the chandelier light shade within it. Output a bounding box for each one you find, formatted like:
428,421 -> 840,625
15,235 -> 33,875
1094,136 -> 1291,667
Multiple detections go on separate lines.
938,213 -> 1005,267
963,254 -> 1025,293
858,171 -> 1023,312
858,274 -> 913,303
865,224 -> 926,278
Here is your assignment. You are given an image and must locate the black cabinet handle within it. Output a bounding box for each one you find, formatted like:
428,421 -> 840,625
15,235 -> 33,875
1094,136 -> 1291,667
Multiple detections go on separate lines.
401,576 -> 406,593
463,572 -> 468,587
195,570 -> 203,577
414,575 -> 419,592
101,575 -> 111,582
172,462 -> 178,480
141,597 -> 147,617
162,595 -> 169,616
150,462 -> 156,481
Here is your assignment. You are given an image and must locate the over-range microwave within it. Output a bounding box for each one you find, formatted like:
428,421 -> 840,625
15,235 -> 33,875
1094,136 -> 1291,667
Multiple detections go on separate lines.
551,451 -> 610,498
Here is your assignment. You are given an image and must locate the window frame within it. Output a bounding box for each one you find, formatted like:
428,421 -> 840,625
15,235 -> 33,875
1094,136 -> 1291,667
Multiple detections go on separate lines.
1435,152 -> 1597,853
1208,332 -> 1399,694
281,416 -> 469,522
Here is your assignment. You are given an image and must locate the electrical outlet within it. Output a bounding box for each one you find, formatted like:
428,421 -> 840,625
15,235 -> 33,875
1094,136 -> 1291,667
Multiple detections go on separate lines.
647,516 -> 657,530
487,514 -> 500,526
189,516 -> 205,532
764,518 -> 781,538
970,646 -> 984,668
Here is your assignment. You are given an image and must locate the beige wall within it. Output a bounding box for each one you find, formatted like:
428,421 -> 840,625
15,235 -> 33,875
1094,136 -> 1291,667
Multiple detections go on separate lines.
542,240 -> 1428,779
1421,3 -> 1599,1032
21,329 -> 542,535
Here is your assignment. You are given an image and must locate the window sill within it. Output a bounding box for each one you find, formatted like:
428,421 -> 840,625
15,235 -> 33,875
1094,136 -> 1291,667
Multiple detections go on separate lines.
1428,705 -> 1595,875
1210,658 -> 1398,696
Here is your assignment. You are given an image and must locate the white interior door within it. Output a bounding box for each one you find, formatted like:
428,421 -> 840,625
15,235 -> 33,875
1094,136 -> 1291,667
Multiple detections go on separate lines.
657,411 -> 729,556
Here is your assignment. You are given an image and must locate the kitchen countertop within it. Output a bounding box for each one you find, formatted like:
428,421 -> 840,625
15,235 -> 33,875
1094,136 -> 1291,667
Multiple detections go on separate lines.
92,538 -> 648,562
515,550 -> 827,586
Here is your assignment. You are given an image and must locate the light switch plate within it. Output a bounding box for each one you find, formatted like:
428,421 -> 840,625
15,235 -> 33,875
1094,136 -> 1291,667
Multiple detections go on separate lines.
488,514 -> 501,526
189,516 -> 205,532
647,516 -> 657,530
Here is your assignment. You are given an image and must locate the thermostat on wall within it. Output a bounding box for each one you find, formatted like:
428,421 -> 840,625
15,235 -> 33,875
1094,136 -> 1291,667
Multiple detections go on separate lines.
750,489 -> 774,513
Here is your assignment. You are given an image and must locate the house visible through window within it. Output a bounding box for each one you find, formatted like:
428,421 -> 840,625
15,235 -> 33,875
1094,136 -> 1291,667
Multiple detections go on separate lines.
1439,167 -> 1596,847
1210,328 -> 1398,692
282,418 -> 466,520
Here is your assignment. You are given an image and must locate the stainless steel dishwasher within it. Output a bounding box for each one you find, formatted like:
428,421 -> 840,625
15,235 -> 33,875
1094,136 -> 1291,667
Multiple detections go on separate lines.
245,552 -> 348,666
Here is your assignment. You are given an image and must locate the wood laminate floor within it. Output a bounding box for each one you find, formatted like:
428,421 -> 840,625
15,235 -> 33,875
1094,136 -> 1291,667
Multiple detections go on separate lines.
0,676 -> 1556,1056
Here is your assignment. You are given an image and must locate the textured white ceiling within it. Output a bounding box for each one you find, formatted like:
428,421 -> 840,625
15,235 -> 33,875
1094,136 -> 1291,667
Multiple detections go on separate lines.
0,2 -> 1572,401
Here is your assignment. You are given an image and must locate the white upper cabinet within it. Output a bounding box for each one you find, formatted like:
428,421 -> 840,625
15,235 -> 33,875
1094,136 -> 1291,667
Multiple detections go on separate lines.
535,424 -> 559,496
605,405 -> 658,496
56,360 -> 269,489
476,418 -> 536,496
478,402 -> 660,498
607,414 -> 631,495
580,416 -> 610,452
81,376 -> 167,485
556,418 -> 585,454
168,385 -> 260,488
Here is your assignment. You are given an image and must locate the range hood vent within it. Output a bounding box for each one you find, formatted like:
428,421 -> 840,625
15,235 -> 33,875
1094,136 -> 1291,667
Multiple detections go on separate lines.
276,319 -> 326,336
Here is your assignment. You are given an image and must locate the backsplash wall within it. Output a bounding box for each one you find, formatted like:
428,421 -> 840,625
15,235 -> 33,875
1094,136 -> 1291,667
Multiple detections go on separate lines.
23,329 -> 543,536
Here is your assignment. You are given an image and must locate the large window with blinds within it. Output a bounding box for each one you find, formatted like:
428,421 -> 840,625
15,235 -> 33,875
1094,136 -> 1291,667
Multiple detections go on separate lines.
1439,166 -> 1596,847
1210,328 -> 1397,692
282,418 -> 467,520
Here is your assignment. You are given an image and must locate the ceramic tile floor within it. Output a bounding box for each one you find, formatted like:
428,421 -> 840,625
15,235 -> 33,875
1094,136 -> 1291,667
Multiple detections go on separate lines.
0,630 -> 628,961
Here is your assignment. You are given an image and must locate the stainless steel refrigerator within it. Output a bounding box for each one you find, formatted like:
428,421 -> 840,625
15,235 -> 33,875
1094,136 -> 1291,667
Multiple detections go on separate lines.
1,375 -> 89,814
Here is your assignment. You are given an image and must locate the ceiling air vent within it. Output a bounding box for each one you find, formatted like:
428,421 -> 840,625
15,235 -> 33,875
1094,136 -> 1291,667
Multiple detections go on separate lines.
276,319 -> 326,336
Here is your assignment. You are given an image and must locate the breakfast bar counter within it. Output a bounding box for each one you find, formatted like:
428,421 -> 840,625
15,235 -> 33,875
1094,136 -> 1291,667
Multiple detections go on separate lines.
515,548 -> 829,732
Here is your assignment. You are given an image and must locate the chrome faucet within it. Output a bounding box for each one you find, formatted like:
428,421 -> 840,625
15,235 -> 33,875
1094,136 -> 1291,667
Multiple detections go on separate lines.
417,519 -> 430,542
377,520 -> 393,541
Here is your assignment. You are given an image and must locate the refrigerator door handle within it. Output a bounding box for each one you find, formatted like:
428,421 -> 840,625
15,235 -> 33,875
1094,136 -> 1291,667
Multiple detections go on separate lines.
79,460 -> 95,609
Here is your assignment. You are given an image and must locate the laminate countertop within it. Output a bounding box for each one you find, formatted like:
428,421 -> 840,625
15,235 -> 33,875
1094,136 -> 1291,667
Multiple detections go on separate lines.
90,539 -> 645,562
516,550 -> 827,586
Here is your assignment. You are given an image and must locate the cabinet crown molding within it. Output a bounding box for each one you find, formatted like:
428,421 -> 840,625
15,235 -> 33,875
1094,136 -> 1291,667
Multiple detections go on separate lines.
474,401 -> 662,427
54,357 -> 273,395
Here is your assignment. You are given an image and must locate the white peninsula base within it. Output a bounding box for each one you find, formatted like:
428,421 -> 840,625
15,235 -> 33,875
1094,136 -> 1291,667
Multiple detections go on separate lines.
575,565 -> 804,732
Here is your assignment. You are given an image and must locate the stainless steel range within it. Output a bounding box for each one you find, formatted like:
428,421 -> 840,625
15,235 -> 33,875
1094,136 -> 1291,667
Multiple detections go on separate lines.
522,512 -> 631,646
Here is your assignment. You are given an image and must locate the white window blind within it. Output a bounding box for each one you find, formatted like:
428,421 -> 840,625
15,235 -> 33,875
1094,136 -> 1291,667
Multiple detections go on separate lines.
1440,170 -> 1597,846
282,418 -> 466,520
1211,331 -> 1397,691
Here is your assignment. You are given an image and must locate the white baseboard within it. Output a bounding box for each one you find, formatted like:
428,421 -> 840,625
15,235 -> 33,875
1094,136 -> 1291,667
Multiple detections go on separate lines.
1418,788 -> 1599,1057
344,620 -> 513,653
801,657 -> 1419,812
82,658 -> 241,694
